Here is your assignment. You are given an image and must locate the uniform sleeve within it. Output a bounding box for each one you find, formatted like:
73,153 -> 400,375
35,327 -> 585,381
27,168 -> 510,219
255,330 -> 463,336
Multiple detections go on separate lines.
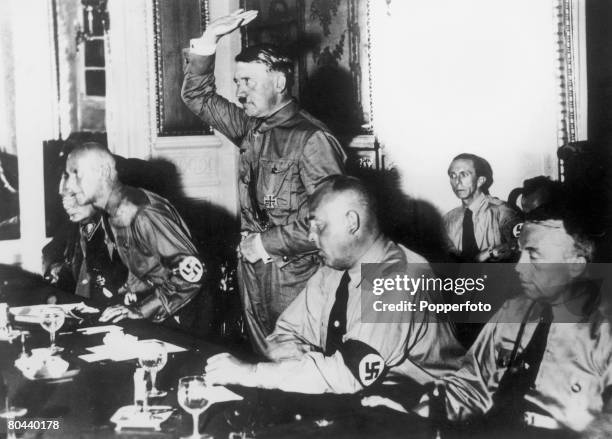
264,269 -> 328,362
181,53 -> 250,145
130,208 -> 203,322
440,321 -> 500,420
498,206 -> 521,246
603,345 -> 612,405
260,131 -> 346,256
256,274 -> 423,394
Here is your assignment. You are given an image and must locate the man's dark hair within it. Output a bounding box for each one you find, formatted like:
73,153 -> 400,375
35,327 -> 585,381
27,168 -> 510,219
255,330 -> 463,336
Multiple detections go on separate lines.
452,153 -> 494,195
524,184 -> 595,261
235,44 -> 294,92
309,175 -> 379,231
523,175 -> 554,196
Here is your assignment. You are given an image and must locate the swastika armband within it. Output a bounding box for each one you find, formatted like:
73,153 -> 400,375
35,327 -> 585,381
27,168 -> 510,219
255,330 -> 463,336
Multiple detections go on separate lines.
339,339 -> 386,387
512,222 -> 523,238
172,256 -> 205,283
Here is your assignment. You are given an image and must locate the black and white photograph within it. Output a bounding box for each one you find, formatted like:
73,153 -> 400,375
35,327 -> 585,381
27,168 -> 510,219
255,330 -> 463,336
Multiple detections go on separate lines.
0,0 -> 611,438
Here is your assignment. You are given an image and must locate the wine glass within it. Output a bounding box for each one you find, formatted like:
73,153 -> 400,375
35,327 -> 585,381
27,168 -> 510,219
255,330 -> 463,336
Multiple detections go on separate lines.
177,375 -> 211,439
137,341 -> 168,398
0,372 -> 27,439
0,406 -> 27,439
40,307 -> 65,354
225,399 -> 257,439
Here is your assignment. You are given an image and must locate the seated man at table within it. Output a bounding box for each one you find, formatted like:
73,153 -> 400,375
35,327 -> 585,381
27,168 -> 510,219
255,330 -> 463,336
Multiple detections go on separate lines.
43,184 -> 128,304
444,153 -> 520,262
205,175 -> 464,394
62,142 -> 205,329
366,198 -> 612,436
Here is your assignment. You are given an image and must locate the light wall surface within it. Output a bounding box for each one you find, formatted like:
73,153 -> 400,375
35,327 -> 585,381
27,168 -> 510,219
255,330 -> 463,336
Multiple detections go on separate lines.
370,0 -> 561,214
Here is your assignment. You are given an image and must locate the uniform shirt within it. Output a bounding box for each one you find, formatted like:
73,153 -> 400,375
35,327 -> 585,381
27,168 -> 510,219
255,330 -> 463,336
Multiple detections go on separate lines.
76,217 -> 128,303
444,193 -> 520,256
103,186 -> 203,323
243,237 -> 465,394
428,294 -> 612,432
181,52 -> 346,262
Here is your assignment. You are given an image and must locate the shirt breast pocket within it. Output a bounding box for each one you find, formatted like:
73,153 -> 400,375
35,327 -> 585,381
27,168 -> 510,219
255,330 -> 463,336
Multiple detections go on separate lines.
258,159 -> 295,212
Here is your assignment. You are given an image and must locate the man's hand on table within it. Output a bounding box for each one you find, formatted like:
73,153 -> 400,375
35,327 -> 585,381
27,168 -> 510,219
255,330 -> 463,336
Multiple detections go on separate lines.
99,304 -> 144,323
205,353 -> 256,386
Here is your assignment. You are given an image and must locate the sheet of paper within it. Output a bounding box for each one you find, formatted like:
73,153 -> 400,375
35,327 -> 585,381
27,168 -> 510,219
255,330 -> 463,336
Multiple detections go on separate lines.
205,385 -> 244,404
79,352 -> 109,363
77,325 -> 123,335
84,339 -> 187,362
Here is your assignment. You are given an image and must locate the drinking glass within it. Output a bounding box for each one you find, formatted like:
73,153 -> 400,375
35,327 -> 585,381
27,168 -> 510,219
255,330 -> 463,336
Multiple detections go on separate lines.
0,372 -> 27,439
137,341 -> 168,398
225,399 -> 257,439
40,307 -> 65,354
177,375 -> 211,439
0,406 -> 27,439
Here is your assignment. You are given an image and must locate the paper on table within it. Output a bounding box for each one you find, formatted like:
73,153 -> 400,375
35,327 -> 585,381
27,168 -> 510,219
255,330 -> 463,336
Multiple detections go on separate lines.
110,405 -> 174,431
79,352 -> 108,363
77,325 -> 123,335
10,303 -> 99,323
83,339 -> 187,362
205,385 -> 244,405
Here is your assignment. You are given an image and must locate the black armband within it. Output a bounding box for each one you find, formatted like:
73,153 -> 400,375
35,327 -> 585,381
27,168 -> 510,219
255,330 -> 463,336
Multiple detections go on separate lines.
339,339 -> 386,387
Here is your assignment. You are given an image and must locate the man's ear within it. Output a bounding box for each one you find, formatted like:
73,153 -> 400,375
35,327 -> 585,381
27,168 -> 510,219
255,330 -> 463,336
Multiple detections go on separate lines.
346,210 -> 360,235
476,175 -> 487,190
274,72 -> 287,94
567,255 -> 587,278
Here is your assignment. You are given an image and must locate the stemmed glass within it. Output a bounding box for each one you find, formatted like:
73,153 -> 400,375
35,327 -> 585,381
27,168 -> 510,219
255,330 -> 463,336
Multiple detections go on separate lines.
0,373 -> 27,439
177,375 -> 212,439
137,341 -> 168,398
225,399 -> 257,439
40,307 -> 65,354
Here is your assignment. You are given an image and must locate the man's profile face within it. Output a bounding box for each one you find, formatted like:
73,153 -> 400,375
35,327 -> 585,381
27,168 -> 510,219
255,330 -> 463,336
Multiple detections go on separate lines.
515,222 -> 584,303
64,152 -> 102,206
234,62 -> 281,117
447,159 -> 485,204
308,195 -> 353,270
61,193 -> 96,223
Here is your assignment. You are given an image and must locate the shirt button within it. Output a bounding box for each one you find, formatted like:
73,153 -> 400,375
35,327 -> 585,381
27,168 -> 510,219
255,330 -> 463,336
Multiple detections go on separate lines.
282,256 -> 289,262
333,320 -> 340,328
571,383 -> 582,393
82,279 -> 89,285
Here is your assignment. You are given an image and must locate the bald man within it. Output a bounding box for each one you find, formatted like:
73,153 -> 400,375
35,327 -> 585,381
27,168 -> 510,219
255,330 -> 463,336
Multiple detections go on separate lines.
43,186 -> 128,304
205,175 -> 463,394
62,142 -> 205,327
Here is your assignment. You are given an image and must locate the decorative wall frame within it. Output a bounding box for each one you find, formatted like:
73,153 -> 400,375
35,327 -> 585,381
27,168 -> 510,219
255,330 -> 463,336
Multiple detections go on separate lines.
239,0 -> 373,141
152,0 -> 212,136
555,0 -> 588,180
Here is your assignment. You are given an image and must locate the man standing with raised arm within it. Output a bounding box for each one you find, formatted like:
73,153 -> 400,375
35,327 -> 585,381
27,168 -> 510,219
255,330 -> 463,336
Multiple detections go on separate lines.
182,10 -> 346,353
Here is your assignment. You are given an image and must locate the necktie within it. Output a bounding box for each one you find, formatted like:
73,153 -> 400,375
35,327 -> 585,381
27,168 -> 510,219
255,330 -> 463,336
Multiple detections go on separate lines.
461,208 -> 479,261
325,271 -> 351,355
492,303 -> 553,419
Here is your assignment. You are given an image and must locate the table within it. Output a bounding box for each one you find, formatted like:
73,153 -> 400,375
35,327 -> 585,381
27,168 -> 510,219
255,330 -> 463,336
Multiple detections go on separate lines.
0,265 -> 567,439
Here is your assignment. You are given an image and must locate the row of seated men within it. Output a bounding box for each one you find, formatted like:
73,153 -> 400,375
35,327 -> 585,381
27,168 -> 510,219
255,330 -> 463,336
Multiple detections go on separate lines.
41,9 -> 610,437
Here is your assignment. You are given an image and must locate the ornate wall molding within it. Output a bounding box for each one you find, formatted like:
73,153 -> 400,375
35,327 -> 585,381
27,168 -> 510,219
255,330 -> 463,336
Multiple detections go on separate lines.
555,0 -> 588,178
152,0 -> 211,136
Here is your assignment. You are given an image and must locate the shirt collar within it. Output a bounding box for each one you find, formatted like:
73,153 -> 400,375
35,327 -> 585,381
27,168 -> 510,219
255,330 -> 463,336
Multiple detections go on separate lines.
465,191 -> 487,214
347,235 -> 387,289
104,186 -> 124,217
256,99 -> 299,133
